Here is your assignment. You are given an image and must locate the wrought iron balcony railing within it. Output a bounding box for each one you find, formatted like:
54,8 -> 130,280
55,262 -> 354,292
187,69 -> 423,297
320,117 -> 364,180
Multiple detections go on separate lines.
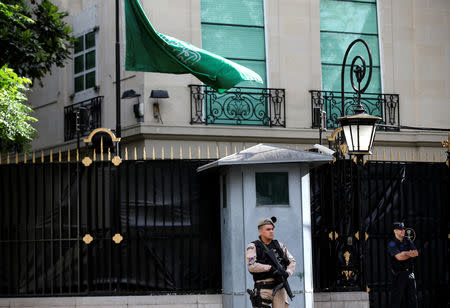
64,96 -> 102,141
310,90 -> 400,131
189,85 -> 285,127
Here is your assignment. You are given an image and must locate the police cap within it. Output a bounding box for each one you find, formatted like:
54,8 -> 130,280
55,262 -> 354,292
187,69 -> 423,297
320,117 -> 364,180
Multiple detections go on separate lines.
393,222 -> 405,230
257,217 -> 277,229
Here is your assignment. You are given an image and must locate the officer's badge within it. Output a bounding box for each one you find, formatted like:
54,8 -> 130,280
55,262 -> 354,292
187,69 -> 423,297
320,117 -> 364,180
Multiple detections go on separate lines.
248,257 -> 255,265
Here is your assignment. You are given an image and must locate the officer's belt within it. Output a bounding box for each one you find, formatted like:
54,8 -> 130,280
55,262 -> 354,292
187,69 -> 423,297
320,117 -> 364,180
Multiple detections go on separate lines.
255,281 -> 277,289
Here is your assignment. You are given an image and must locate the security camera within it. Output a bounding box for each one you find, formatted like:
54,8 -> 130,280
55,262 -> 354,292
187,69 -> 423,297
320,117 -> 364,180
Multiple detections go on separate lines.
313,144 -> 335,155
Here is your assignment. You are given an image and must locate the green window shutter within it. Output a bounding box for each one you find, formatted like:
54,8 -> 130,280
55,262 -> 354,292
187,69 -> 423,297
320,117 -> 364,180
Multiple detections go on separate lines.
85,31 -> 95,49
74,55 -> 84,74
85,50 -> 96,70
75,75 -> 84,92
320,0 -> 381,95
74,36 -> 84,53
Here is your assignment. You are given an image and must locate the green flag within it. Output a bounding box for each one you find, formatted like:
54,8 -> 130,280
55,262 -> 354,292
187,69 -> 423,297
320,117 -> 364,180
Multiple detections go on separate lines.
124,0 -> 263,93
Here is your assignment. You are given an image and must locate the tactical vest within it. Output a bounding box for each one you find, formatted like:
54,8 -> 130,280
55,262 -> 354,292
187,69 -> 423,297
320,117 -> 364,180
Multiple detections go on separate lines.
251,239 -> 290,282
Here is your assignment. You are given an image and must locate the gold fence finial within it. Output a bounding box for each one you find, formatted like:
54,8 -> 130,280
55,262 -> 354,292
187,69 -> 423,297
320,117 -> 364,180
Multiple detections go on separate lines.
50,149 -> 53,163
93,149 -> 96,161
152,147 -> 155,160
7,153 -> 10,164
225,146 -> 228,157
207,145 -> 210,159
171,146 -> 173,160
134,147 -> 137,160
418,152 -> 421,161
390,150 -> 393,161
15,152 -> 19,164
100,137 -> 104,161
189,146 -> 192,159
382,150 -> 386,161
405,151 -> 408,161
59,150 -> 62,162
375,151 -> 378,161
216,145 -> 219,158
76,149 -> 79,162
125,147 -> 128,160
33,152 -> 35,163
162,147 -> 165,160
411,151 -> 415,161
24,153 -> 27,164
234,145 -> 237,154
108,147 -> 111,161
179,145 -> 183,159
41,151 -> 44,163
67,149 -> 71,162
198,146 -> 201,159
397,152 -> 400,161
143,147 -> 146,160
426,152 -> 429,162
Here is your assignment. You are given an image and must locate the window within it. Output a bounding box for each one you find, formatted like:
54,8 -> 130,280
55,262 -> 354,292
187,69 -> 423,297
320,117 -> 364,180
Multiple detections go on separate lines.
320,0 -> 382,115
255,172 -> 289,206
201,0 -> 267,88
200,0 -> 269,126
74,31 -> 96,93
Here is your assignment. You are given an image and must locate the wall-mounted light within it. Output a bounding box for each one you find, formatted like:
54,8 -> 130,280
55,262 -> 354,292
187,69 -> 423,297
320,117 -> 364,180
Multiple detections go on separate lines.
150,90 -> 169,124
121,89 -> 143,123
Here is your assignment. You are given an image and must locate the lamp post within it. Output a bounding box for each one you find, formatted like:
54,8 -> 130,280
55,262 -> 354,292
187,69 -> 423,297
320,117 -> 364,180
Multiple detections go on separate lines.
335,39 -> 381,291
337,39 -> 381,164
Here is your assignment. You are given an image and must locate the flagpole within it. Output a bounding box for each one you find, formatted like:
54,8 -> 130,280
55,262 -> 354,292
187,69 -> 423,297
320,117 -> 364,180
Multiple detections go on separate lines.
115,0 -> 121,153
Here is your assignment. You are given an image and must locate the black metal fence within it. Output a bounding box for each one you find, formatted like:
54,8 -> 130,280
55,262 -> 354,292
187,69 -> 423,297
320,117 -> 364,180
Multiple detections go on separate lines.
190,85 -> 285,127
310,90 -> 400,130
0,159 -> 221,296
310,160 -> 449,307
64,96 -> 102,141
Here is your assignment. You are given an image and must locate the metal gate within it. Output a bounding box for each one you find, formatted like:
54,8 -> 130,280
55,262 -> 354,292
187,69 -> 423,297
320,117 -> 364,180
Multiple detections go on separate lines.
0,154 -> 221,296
310,160 -> 449,307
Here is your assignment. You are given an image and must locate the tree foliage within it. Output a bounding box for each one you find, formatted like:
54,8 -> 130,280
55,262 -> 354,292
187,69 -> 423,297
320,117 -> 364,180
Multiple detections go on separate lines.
0,65 -> 36,152
0,0 -> 75,84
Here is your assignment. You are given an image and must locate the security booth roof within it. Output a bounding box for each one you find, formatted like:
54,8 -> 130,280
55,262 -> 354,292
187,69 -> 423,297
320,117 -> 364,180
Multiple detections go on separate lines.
197,143 -> 334,172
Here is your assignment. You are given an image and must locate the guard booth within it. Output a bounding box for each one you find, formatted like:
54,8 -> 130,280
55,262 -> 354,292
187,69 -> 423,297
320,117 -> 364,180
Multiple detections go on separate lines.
198,144 -> 333,308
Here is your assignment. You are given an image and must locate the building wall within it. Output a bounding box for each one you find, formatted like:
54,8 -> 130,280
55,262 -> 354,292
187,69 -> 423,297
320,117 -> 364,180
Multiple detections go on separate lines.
26,0 -> 449,158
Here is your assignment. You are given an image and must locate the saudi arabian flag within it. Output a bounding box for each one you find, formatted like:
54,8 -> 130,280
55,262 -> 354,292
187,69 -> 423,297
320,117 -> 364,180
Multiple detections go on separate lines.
124,0 -> 263,93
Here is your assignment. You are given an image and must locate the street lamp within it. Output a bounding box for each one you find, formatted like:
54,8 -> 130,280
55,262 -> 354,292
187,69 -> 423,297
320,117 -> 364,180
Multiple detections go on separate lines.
337,39 -> 381,164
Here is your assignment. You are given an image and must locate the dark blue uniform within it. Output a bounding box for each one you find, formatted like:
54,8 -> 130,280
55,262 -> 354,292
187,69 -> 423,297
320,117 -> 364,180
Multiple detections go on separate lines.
388,237 -> 418,308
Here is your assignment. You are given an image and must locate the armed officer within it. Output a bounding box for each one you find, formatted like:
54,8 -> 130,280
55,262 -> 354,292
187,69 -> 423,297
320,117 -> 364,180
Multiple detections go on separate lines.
388,222 -> 419,308
246,217 -> 296,308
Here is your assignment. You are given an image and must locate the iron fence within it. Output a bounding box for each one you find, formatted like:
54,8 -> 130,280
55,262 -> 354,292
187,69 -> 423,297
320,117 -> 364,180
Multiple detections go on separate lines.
190,85 -> 285,127
64,96 -> 102,141
310,90 -> 400,130
0,159 -> 221,296
310,160 -> 449,307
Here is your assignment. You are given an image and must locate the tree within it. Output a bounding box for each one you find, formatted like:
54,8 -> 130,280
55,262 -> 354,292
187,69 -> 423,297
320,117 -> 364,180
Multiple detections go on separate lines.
0,0 -> 75,84
0,65 -> 36,153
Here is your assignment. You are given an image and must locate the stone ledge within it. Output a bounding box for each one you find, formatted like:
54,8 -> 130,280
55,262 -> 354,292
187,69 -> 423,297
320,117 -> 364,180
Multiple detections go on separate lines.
314,292 -> 369,308
0,295 -> 223,308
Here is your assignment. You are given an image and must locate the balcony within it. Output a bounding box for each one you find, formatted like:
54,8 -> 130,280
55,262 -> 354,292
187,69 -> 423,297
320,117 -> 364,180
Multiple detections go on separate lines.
310,90 -> 400,131
64,96 -> 102,141
189,85 -> 285,127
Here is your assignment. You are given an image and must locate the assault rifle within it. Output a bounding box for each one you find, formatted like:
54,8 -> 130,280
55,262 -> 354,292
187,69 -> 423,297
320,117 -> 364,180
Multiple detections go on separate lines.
259,240 -> 295,301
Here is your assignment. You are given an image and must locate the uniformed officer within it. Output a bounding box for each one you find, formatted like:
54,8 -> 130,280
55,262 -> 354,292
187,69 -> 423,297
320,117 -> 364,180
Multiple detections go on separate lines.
388,222 -> 419,308
246,217 -> 296,308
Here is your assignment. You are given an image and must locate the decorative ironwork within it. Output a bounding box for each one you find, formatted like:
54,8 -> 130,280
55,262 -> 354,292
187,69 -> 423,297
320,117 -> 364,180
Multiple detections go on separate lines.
64,96 -> 103,141
310,90 -> 399,130
189,85 -> 285,127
